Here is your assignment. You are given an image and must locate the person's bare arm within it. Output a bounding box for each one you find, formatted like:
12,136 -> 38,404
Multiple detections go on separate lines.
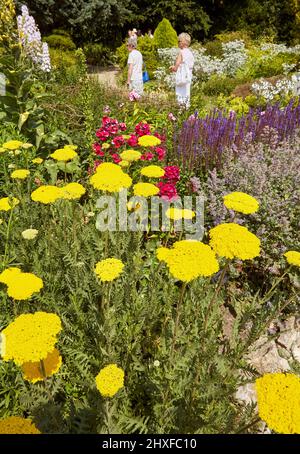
127,63 -> 133,85
169,51 -> 183,72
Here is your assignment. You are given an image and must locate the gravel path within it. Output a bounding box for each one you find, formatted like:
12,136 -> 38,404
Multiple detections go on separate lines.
88,67 -> 120,88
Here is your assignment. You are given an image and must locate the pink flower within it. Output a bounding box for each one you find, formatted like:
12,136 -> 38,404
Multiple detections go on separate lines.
119,122 -> 127,131
96,129 -> 110,141
157,182 -> 178,201
135,121 -> 151,137
112,136 -> 125,148
127,134 -> 138,147
155,147 -> 166,161
163,165 -> 180,182
108,125 -> 119,135
168,112 -> 176,122
129,90 -> 141,102
154,132 -> 166,142
111,153 -> 121,164
141,152 -> 154,161
103,105 -> 111,114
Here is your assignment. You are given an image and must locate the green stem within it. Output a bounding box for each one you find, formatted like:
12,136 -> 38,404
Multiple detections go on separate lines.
260,267 -> 291,304
104,400 -> 111,434
170,282 -> 187,358
235,417 -> 261,434
2,207 -> 14,269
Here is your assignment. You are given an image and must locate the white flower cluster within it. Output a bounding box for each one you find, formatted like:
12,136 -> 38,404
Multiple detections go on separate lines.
17,5 -> 51,72
282,62 -> 297,75
260,43 -> 300,56
222,40 -> 247,76
251,77 -> 295,102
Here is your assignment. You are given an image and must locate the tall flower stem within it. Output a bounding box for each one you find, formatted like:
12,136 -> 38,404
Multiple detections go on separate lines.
170,281 -> 187,358
2,208 -> 14,270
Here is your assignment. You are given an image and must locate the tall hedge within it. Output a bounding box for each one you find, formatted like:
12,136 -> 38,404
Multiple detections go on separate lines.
153,18 -> 178,49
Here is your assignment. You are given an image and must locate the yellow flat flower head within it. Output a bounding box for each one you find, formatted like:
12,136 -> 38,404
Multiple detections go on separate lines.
138,135 -> 161,147
11,169 -> 30,179
223,192 -> 259,214
95,364 -> 124,397
95,258 -> 124,282
284,251 -> 300,267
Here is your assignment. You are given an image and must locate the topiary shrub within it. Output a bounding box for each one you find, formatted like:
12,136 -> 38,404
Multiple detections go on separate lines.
153,18 -> 178,49
44,34 -> 76,51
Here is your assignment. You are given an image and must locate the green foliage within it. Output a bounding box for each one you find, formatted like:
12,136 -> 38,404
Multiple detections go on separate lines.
83,43 -> 113,66
202,75 -> 239,97
202,40 -> 223,58
44,34 -> 76,51
137,35 -> 158,78
50,48 -> 87,84
153,18 -> 178,49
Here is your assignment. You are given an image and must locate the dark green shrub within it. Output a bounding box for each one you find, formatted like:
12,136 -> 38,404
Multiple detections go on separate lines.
49,48 -> 86,84
44,34 -> 76,51
153,18 -> 178,48
202,74 -> 238,96
83,43 -> 112,66
203,40 -> 223,58
51,29 -> 72,37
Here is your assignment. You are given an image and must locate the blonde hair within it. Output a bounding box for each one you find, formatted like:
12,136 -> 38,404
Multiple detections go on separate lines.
178,32 -> 191,46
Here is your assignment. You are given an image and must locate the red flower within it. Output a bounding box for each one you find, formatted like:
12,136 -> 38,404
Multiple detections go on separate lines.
127,134 -> 138,147
112,136 -> 125,148
163,165 -> 180,182
119,122 -> 127,131
111,153 -> 121,164
96,129 -> 110,141
155,147 -> 166,161
141,152 -> 154,161
135,121 -> 151,137
154,132 -> 166,142
157,182 -> 178,201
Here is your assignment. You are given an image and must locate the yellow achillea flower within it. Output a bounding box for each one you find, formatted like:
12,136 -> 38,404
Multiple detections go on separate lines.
11,169 -> 30,180
95,258 -> 124,282
6,272 -> 43,300
133,182 -> 159,197
0,416 -> 40,434
157,240 -> 219,282
0,197 -> 19,211
90,163 -> 132,193
2,140 -> 23,150
0,267 -> 22,285
119,160 -> 129,168
138,135 -> 161,147
31,185 -> 62,204
284,250 -> 300,267
209,223 -> 260,260
50,147 -> 78,161
60,182 -> 86,200
21,229 -> 39,240
166,207 -> 195,220
95,364 -> 125,397
32,158 -> 43,164
223,191 -> 259,214
255,373 -> 300,434
1,312 -> 62,365
141,165 -> 165,178
21,348 -> 62,383
120,149 -> 141,161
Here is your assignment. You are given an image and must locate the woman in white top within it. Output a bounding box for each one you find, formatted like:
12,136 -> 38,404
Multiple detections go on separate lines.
127,37 -> 143,96
170,32 -> 194,109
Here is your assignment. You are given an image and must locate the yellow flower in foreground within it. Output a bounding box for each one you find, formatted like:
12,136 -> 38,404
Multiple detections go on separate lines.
95,258 -> 124,282
284,251 -> 300,267
21,348 -> 62,383
11,169 -> 30,180
32,158 -> 43,164
133,182 -> 159,197
50,147 -> 78,161
209,223 -> 260,260
2,140 -> 23,150
166,207 -> 195,220
141,165 -> 165,178
0,416 -> 40,434
0,268 -> 22,285
95,364 -> 124,397
6,272 -> 43,300
138,135 -> 161,147
255,373 -> 300,434
0,197 -> 19,211
90,162 -> 132,193
1,312 -> 62,365
120,149 -> 141,161
31,185 -> 62,204
60,182 -> 86,200
157,240 -> 219,282
21,229 -> 39,240
223,191 -> 259,214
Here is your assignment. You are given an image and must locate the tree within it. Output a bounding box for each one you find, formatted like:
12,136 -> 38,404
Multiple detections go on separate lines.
153,18 -> 178,48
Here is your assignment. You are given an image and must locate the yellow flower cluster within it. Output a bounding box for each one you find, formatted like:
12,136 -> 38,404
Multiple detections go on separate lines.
166,207 -> 195,220
0,0 -> 15,45
0,416 -> 40,434
0,197 -> 19,211
31,185 -> 62,204
2,140 -> 22,150
133,182 -> 159,197
223,192 -> 259,214
32,158 -> 43,164
0,268 -> 43,300
120,149 -> 141,161
95,258 -> 124,282
284,250 -> 300,267
90,163 -> 132,193
50,145 -> 78,161
1,312 -> 62,365
21,348 -> 62,383
138,135 -> 161,147
255,373 -> 300,434
209,223 -> 260,260
95,364 -> 125,397
157,240 -> 219,282
141,165 -> 165,178
21,229 -> 39,240
60,182 -> 86,200
11,169 -> 30,180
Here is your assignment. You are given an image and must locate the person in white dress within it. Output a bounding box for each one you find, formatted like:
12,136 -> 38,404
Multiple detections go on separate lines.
127,37 -> 143,97
170,33 -> 194,108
